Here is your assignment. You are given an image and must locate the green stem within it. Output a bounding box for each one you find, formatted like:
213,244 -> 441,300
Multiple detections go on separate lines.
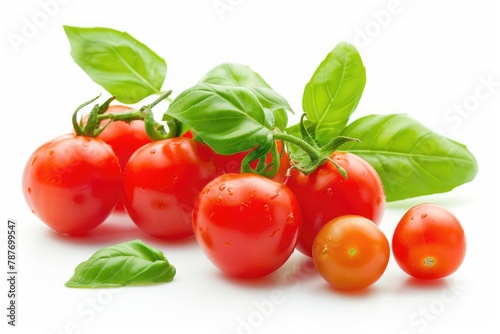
273,132 -> 323,162
273,131 -> 358,177
138,90 -> 175,141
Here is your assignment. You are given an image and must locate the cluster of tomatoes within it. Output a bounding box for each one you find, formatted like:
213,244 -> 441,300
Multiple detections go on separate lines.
22,102 -> 466,291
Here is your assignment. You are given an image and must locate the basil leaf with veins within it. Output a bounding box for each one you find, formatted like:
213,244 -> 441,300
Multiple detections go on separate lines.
65,240 -> 176,288
339,114 -> 478,201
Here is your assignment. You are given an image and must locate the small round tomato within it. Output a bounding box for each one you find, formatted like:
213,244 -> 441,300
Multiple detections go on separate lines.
22,134 -> 122,235
392,203 -> 466,279
193,173 -> 302,278
85,105 -> 152,211
312,215 -> 390,291
286,152 -> 386,257
123,137 -> 217,240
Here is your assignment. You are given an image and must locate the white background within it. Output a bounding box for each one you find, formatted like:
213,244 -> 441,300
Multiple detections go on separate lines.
1,0 -> 499,333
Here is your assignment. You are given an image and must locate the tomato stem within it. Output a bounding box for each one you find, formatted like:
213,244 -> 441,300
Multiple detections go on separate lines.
139,90 -> 176,141
273,115 -> 360,176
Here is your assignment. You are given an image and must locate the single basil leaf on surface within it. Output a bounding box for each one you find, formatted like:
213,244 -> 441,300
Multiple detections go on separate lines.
64,25 -> 166,104
199,62 -> 271,88
65,240 -> 176,288
303,42 -> 366,145
163,83 -> 274,155
339,114 -> 478,202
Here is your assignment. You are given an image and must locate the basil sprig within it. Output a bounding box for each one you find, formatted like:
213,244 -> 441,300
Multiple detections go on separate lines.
62,25 -> 478,201
65,240 -> 176,288
64,26 -> 167,104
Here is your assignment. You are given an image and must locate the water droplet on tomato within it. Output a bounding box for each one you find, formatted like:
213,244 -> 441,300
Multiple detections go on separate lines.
270,228 -> 280,237
219,184 -> 226,191
263,204 -> 270,211
286,214 -> 294,224
321,245 -> 329,258
224,241 -> 230,247
215,195 -> 223,204
268,191 -> 279,200
421,213 -> 427,219
48,150 -> 54,156
326,188 -> 333,196
150,149 -> 156,154
227,187 -> 233,195
153,201 -> 166,209
239,203 -> 248,212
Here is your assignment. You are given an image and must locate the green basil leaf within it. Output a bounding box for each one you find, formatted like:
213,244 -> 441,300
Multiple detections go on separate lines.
65,240 -> 175,288
64,26 -> 166,104
199,62 -> 271,88
200,63 -> 293,131
339,114 -> 478,201
303,42 -> 366,144
247,87 -> 292,131
164,83 -> 274,155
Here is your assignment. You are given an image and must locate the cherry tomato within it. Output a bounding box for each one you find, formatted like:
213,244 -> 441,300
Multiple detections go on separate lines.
285,152 -> 386,257
392,203 -> 466,279
193,173 -> 302,278
22,134 -> 122,235
312,215 -> 390,291
84,105 -> 152,211
213,140 -> 290,183
122,137 -> 217,239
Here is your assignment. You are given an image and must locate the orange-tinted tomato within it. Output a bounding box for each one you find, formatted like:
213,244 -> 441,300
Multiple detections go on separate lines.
312,215 -> 390,291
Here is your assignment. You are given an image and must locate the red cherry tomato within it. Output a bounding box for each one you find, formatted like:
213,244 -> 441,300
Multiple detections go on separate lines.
22,134 -> 122,235
312,215 -> 390,291
392,203 -> 466,279
285,152 -> 386,257
122,137 -> 217,240
193,173 -> 302,278
85,105 -> 152,211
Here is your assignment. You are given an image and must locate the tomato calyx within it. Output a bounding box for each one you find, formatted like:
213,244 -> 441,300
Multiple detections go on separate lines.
72,91 -> 175,140
274,114 -> 360,177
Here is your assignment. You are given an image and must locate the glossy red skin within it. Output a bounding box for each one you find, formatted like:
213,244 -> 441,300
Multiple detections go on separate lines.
392,203 -> 466,279
123,137 -> 218,240
193,173 -> 302,278
22,134 -> 122,235
89,105 -> 152,211
285,152 -> 386,257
